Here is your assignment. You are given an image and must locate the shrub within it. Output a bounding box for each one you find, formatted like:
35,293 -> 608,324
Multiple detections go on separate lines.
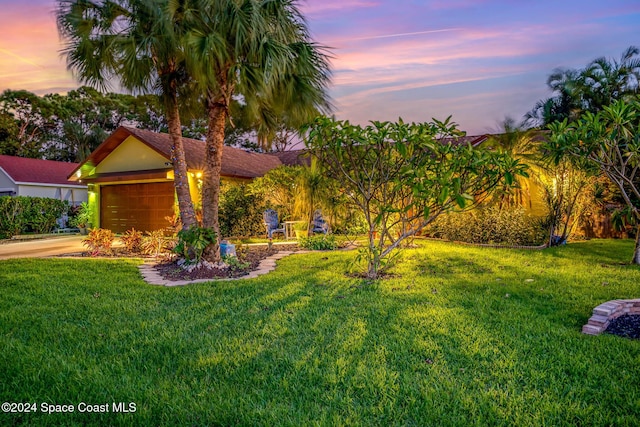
120,228 -> 143,253
140,230 -> 173,258
69,202 -> 91,228
223,255 -> 250,272
0,196 -> 68,238
174,226 -> 217,265
82,228 -> 115,256
0,196 -> 26,239
219,184 -> 266,238
22,197 -> 68,234
428,206 -> 547,246
298,234 -> 338,250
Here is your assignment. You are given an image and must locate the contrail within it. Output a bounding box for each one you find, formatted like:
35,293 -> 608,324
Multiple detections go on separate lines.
348,28 -> 462,42
0,49 -> 43,68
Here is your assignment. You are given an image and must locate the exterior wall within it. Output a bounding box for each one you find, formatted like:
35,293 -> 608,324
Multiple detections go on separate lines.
96,136 -> 168,174
0,170 -> 16,195
521,178 -> 547,217
17,184 -> 88,205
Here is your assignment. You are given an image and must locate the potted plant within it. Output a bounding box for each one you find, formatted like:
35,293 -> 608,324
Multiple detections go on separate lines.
70,202 -> 92,235
293,221 -> 308,239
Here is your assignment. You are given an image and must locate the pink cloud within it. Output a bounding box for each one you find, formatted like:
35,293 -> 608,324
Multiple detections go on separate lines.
300,0 -> 380,15
0,2 -> 77,94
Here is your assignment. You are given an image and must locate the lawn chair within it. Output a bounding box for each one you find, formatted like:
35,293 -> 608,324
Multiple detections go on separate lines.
263,209 -> 285,239
311,209 -> 329,234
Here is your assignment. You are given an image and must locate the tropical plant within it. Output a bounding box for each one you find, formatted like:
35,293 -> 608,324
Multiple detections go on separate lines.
57,0 -> 198,229
486,117 -> 543,209
293,159 -> 333,235
185,0 -> 332,262
581,46 -> 640,111
525,46 -> 640,128
140,230 -> 172,258
306,116 -> 528,279
82,228 -> 115,256
174,226 -> 217,265
69,201 -> 92,229
547,99 -> 640,263
120,228 -> 143,253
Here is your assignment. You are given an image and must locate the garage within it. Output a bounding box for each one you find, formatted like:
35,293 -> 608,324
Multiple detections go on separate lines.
100,182 -> 175,233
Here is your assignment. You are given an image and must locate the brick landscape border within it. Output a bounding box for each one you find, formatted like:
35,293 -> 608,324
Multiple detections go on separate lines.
582,299 -> 640,335
138,250 -> 296,286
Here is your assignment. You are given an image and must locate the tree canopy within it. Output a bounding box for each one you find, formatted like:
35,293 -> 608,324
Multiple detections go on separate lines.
547,100 -> 640,263
525,46 -> 640,128
306,116 -> 528,279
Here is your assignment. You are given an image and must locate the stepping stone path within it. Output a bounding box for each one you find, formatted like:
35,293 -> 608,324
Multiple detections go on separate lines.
138,251 -> 295,286
583,299 -> 640,335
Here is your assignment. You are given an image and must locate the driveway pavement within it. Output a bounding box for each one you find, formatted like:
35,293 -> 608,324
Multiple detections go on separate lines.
0,235 -> 86,260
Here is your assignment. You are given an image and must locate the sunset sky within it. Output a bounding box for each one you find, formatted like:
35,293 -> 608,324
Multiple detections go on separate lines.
0,0 -> 638,134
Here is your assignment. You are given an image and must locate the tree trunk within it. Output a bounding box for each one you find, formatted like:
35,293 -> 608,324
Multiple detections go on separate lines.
201,93 -> 227,263
166,93 -> 197,230
633,224 -> 640,265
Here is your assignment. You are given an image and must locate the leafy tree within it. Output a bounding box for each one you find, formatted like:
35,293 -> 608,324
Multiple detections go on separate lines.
547,100 -> 640,263
306,116 -> 528,279
57,0 -> 198,228
249,165 -> 303,220
0,112 -> 19,156
218,184 -> 266,239
185,0 -> 332,262
0,89 -> 55,158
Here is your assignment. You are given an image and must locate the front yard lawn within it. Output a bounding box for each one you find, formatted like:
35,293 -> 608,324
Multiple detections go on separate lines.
1,239 -> 639,426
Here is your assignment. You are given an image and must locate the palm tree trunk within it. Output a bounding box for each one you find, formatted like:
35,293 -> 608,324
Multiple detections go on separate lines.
201,93 -> 227,263
166,94 -> 198,230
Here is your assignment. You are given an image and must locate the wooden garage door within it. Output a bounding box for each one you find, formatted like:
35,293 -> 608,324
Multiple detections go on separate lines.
101,182 -> 175,233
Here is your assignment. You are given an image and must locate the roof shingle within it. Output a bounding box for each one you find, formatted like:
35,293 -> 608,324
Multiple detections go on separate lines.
0,155 -> 82,186
74,126 -> 287,179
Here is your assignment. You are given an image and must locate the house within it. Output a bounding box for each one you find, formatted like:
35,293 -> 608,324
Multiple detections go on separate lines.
68,126 -> 306,233
0,155 -> 87,204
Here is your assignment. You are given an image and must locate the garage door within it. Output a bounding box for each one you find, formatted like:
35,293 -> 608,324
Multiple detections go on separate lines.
101,182 -> 175,233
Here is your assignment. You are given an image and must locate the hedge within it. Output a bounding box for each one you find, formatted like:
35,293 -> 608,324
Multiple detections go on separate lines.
0,196 -> 69,239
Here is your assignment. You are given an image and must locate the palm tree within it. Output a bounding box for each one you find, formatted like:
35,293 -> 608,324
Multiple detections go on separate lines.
184,0 -> 332,261
581,45 -> 640,111
525,46 -> 640,128
57,0 -> 198,228
486,117 -> 540,209
524,68 -> 584,128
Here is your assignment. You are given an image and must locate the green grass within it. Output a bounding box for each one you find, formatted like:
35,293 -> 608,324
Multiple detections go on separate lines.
1,239 -> 640,426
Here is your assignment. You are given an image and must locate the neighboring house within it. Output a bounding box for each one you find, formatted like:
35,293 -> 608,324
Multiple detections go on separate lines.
68,126 -> 306,233
0,155 -> 87,204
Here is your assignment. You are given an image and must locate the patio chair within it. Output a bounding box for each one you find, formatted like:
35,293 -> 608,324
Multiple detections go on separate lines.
263,209 -> 285,239
311,209 -> 329,234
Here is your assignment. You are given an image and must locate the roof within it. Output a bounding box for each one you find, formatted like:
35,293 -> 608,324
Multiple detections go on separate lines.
0,155 -> 84,187
267,150 -> 311,167
70,126 -> 289,180
440,134 -> 491,147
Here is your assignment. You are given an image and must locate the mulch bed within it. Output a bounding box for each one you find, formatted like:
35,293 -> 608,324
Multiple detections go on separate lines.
155,244 -> 300,281
59,243 -> 301,281
605,314 -> 640,339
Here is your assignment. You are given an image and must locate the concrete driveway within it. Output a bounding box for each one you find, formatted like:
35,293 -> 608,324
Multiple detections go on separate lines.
0,235 -> 86,260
